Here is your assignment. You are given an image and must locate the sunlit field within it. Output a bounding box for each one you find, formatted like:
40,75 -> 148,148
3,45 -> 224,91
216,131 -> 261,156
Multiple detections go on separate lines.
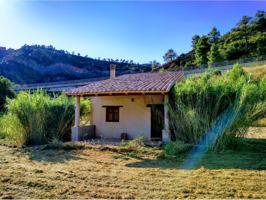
0,127 -> 265,199
244,64 -> 266,80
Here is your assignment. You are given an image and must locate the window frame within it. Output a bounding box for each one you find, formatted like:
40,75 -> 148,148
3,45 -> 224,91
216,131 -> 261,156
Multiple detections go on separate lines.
103,106 -> 122,122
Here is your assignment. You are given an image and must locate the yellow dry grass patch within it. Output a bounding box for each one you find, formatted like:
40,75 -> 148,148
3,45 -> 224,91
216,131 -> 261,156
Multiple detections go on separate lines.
246,127 -> 266,138
244,64 -> 266,80
0,128 -> 265,199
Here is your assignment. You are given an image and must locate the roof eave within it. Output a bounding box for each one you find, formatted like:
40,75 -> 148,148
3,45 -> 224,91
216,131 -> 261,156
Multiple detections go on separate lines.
65,90 -> 169,97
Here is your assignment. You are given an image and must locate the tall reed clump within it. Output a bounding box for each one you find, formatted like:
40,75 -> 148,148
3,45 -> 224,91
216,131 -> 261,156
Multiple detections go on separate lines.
0,91 -> 90,146
168,64 -> 266,150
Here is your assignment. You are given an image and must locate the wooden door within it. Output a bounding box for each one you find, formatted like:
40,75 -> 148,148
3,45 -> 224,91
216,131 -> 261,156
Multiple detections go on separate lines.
150,104 -> 164,141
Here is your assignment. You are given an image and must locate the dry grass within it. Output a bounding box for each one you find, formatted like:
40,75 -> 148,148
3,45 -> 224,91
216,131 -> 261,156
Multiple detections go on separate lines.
246,127 -> 266,138
0,129 -> 266,199
255,118 -> 266,127
244,64 -> 266,80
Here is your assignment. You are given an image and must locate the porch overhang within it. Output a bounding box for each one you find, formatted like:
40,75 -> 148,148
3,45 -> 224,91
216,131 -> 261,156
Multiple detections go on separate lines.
65,91 -> 169,97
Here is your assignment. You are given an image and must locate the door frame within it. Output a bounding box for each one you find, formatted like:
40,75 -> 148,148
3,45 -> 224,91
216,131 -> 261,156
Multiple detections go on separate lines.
147,104 -> 164,141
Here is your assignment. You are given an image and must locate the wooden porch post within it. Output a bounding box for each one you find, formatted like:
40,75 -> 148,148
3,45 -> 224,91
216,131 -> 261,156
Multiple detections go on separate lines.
74,96 -> 80,127
163,95 -> 170,143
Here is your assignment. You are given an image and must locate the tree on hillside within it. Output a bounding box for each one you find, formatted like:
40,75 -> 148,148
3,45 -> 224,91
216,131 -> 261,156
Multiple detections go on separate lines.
151,60 -> 161,71
208,27 -> 221,43
160,11 -> 266,70
207,43 -> 223,67
163,49 -> 177,63
249,10 -> 266,56
236,16 -> 252,51
221,16 -> 252,60
0,76 -> 15,112
252,32 -> 266,56
194,36 -> 211,66
192,35 -> 200,49
251,10 -> 266,32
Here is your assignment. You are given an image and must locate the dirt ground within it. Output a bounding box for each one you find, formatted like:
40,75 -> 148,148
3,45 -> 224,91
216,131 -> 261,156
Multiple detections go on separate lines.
0,128 -> 265,199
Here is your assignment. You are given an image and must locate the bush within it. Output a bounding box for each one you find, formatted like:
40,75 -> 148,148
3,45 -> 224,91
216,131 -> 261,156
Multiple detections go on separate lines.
0,76 -> 15,113
0,113 -> 24,142
121,136 -> 145,150
169,64 -> 266,150
0,91 -> 90,146
164,141 -> 193,156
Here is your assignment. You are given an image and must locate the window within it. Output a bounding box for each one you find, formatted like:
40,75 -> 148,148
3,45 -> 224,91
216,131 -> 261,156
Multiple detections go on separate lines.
105,106 -> 120,122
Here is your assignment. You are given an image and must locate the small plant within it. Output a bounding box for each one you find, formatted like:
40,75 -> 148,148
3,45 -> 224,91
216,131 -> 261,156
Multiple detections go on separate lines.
121,136 -> 145,149
44,138 -> 64,149
164,140 -> 193,156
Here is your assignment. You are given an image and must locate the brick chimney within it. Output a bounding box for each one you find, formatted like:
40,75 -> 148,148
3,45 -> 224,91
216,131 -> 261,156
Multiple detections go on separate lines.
110,64 -> 116,79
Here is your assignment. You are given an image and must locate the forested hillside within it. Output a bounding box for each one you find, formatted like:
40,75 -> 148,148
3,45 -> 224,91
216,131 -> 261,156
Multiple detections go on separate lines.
1,11 -> 265,83
162,10 -> 266,70
0,45 -> 151,84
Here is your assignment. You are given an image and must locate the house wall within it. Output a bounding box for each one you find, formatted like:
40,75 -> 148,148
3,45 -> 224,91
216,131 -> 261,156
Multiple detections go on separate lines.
90,94 -> 164,140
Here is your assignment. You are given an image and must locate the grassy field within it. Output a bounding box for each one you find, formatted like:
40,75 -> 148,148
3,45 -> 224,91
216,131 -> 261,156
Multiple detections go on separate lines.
0,128 -> 266,199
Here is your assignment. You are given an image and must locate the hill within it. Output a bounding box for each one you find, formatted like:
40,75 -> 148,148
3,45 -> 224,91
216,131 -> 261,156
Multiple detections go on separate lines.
161,10 -> 266,70
0,45 -> 151,84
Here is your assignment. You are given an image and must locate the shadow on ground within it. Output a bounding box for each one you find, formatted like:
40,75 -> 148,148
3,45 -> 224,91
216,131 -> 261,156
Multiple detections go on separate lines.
126,158 -> 182,169
20,143 -> 86,163
198,138 -> 266,170
126,138 -> 266,170
11,137 -> 266,169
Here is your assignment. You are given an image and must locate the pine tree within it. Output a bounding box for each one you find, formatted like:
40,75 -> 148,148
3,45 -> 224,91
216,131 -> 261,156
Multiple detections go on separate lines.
191,35 -> 200,49
194,36 -> 211,66
237,16 -> 252,51
207,43 -> 222,67
208,27 -> 220,43
163,49 -> 177,63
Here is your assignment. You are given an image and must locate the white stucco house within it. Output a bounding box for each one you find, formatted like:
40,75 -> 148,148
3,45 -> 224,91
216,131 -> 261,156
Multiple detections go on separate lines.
66,65 -> 184,143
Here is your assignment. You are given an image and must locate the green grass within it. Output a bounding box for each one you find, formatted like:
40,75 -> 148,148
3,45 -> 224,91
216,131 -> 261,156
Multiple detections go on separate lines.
199,138 -> 266,170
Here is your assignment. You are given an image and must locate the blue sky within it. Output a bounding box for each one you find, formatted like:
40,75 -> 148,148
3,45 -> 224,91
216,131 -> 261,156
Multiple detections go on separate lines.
0,1 -> 265,63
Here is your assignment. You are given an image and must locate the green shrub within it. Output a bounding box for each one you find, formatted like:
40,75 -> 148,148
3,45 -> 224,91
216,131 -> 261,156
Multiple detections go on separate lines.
0,91 -> 90,146
164,141 -> 193,156
0,113 -> 25,143
169,64 -> 266,149
0,76 -> 15,113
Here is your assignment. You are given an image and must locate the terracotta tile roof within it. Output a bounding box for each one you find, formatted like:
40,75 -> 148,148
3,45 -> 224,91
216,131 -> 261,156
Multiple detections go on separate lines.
65,71 -> 184,96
